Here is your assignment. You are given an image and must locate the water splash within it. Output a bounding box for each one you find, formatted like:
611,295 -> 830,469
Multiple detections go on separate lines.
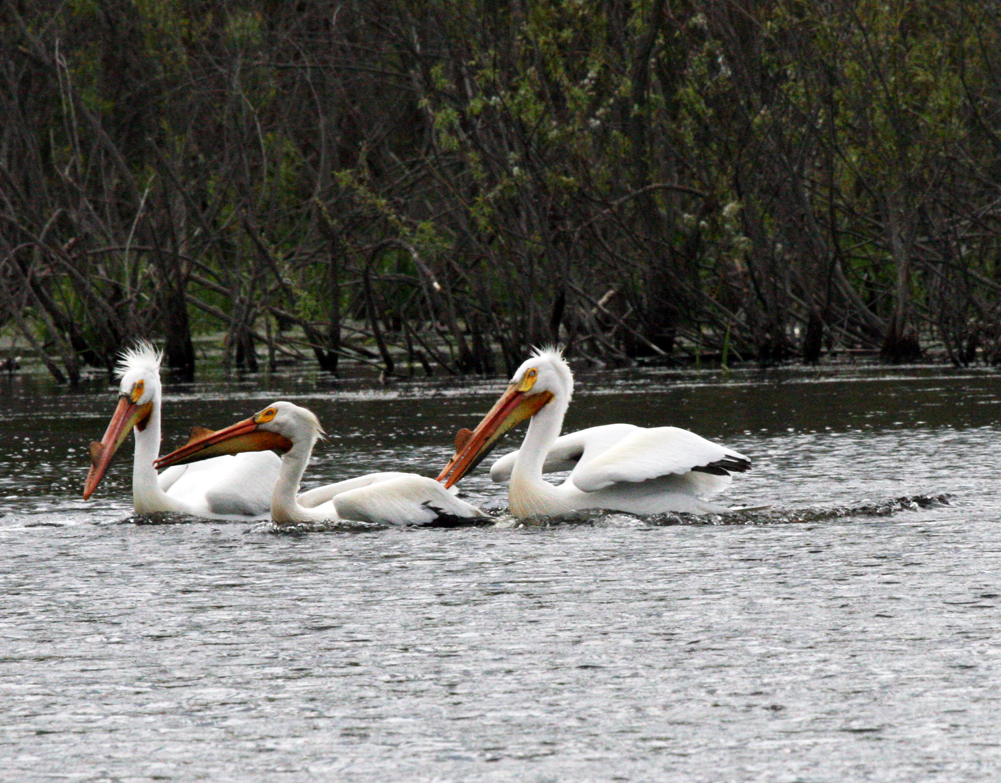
489,494 -> 955,529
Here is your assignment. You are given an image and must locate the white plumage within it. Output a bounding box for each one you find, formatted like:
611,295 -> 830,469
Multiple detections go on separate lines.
83,341 -> 281,519
439,347 -> 751,517
154,401 -> 487,527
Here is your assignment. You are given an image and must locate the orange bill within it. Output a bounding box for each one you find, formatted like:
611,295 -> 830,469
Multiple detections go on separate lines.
437,385 -> 553,488
83,396 -> 154,499
154,417 -> 292,469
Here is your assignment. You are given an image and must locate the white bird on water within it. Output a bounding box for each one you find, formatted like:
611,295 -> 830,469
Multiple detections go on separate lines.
154,400 -> 487,527
83,342 -> 281,519
437,347 -> 751,518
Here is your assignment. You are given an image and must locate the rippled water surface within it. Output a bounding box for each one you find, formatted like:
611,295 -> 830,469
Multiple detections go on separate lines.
3,362 -> 1001,781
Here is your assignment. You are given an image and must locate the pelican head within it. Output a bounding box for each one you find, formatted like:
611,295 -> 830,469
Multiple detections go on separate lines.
153,401 -> 317,469
84,341 -> 163,499
437,346 -> 572,488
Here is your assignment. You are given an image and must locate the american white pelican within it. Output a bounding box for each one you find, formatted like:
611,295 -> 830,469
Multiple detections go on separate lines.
437,347 -> 751,517
83,342 -> 281,519
153,401 -> 488,527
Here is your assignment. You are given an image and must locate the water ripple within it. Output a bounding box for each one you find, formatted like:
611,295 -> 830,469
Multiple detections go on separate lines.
2,367 -> 1001,781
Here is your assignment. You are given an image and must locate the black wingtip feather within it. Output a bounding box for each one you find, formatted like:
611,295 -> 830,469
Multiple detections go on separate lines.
692,454 -> 752,476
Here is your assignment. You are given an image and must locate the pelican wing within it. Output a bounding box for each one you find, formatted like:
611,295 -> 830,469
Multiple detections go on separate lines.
489,423 -> 640,482
333,475 -> 487,526
570,427 -> 750,493
156,464 -> 188,493
166,452 -> 282,517
296,472 -> 415,508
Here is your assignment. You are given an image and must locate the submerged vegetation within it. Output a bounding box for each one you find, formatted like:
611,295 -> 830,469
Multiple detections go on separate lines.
3,0 -> 1001,381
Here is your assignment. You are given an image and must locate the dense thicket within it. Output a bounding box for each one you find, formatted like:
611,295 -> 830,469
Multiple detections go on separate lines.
3,0 -> 1001,381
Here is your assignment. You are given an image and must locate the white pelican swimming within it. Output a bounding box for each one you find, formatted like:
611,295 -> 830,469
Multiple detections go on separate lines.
437,347 -> 751,517
153,401 -> 488,527
83,342 -> 281,519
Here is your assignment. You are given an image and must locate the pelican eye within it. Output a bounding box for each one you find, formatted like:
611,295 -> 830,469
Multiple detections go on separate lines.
516,368 -> 539,393
131,380 -> 145,403
256,407 -> 278,424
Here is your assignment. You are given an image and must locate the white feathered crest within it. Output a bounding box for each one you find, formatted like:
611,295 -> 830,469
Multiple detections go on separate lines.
299,405 -> 328,441
530,344 -> 563,362
115,340 -> 163,380
527,344 -> 573,404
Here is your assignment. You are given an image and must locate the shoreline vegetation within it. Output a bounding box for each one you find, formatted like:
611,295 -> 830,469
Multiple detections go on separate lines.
4,1 -> 1001,383
0,327 -> 980,387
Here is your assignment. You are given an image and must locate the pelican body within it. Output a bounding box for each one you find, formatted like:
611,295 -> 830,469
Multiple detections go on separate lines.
83,342 -> 281,519
437,347 -> 751,518
154,401 -> 487,527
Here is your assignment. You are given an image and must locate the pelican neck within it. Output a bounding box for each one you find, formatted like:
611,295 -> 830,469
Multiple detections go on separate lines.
271,434 -> 319,523
510,395 -> 567,484
131,397 -> 176,512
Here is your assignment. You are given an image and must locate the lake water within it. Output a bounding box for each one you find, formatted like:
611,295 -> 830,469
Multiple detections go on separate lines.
2,361 -> 1000,781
